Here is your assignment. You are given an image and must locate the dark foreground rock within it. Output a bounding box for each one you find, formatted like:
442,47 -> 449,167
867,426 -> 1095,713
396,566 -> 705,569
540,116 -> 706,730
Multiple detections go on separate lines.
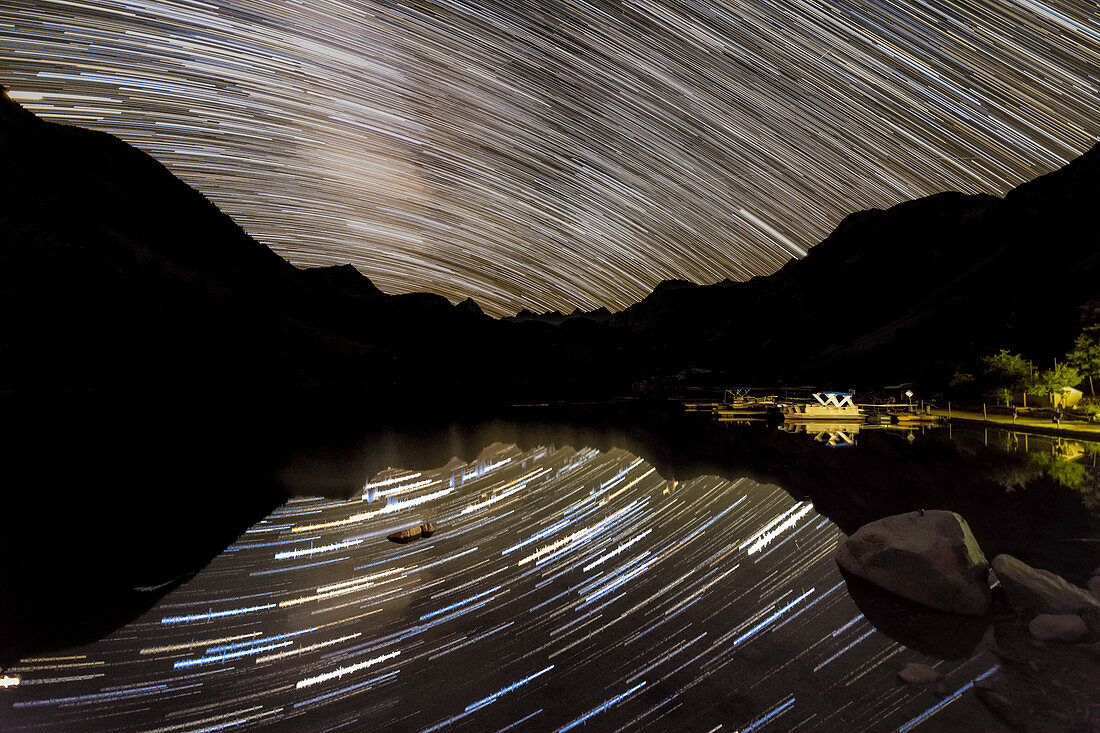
992,554 -> 1100,630
970,605 -> 1100,732
1028,613 -> 1088,642
836,510 -> 991,615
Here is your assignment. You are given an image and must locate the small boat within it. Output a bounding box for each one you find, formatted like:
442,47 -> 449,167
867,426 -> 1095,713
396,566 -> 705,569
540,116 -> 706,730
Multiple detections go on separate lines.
387,526 -> 423,544
864,412 -> 894,425
387,520 -> 436,544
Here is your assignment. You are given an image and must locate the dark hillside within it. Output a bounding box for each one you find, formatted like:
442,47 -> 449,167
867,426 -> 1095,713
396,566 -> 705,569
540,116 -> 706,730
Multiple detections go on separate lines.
2,86 -> 1096,400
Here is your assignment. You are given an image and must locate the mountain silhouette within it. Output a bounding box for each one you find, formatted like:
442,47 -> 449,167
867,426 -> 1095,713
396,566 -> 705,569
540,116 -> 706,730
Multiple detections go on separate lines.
2,86 -> 1097,402
505,305 -> 613,325
611,146 -> 1099,386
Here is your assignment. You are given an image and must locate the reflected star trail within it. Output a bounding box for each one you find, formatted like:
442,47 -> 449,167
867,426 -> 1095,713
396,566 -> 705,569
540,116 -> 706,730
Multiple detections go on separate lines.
2,0 -> 1098,316
2,444 -> 996,731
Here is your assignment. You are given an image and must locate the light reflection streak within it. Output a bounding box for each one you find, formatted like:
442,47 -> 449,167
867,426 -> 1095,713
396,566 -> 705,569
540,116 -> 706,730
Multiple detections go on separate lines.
4,443 -> 1001,731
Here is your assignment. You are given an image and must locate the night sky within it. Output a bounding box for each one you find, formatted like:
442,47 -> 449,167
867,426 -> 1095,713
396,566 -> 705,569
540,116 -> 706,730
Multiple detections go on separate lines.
3,0 -> 1098,316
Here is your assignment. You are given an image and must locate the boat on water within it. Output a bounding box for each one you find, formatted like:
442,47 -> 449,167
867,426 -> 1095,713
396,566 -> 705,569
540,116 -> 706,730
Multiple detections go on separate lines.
711,388 -> 778,419
387,521 -> 437,544
779,392 -> 864,421
387,526 -> 422,544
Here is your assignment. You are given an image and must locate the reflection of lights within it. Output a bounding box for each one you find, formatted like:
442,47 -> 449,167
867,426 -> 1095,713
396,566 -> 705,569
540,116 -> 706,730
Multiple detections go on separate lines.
464,664 -> 554,712
275,538 -> 362,559
6,442 -> 1001,732
747,504 -> 814,555
255,632 -> 362,663
292,510 -> 382,533
378,479 -> 435,497
732,587 -> 815,646
140,632 -> 262,655
364,472 -> 422,491
462,467 -> 550,514
317,566 -> 409,594
383,486 -> 453,513
295,650 -> 401,689
161,603 -> 276,625
812,629 -> 874,672
174,640 -> 293,668
280,568 -> 410,607
898,666 -> 1000,733
582,530 -> 652,572
558,680 -> 647,732
517,501 -> 643,566
741,695 -> 796,733
420,585 -> 502,621
738,502 -> 807,551
1,674 -> 21,688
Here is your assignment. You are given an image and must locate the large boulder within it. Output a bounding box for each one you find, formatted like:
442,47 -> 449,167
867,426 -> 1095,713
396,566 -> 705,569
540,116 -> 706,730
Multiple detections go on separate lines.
992,554 -> 1100,627
1028,614 -> 1088,642
836,510 -> 990,615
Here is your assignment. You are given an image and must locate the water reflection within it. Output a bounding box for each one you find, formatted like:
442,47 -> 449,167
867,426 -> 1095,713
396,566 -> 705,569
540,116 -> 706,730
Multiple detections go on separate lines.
947,425 -> 1100,498
3,442 -> 999,732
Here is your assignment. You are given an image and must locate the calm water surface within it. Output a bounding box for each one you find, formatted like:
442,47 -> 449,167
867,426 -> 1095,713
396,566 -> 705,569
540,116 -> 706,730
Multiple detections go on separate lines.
2,417 -> 1097,732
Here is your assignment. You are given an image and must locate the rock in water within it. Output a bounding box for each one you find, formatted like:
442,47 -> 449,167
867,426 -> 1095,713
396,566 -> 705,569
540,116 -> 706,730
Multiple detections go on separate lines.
1087,575 -> 1100,602
835,510 -> 990,615
897,662 -> 941,684
991,554 -> 1100,624
1028,614 -> 1088,642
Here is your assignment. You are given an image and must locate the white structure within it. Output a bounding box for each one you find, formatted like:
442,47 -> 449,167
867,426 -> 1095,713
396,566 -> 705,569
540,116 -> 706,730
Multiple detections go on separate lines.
780,392 -> 864,420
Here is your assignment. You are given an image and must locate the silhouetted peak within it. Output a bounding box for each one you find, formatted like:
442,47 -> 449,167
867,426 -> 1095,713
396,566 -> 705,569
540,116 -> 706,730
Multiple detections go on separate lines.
392,291 -> 453,310
826,191 -> 995,244
504,305 -> 612,325
0,87 -> 39,127
1001,140 -> 1100,209
630,278 -> 698,305
298,263 -> 384,300
456,297 -> 484,315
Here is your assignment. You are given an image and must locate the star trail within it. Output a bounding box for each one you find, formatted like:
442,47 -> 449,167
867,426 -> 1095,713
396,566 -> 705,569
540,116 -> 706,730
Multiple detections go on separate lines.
1,443 -> 998,731
2,0 -> 1099,315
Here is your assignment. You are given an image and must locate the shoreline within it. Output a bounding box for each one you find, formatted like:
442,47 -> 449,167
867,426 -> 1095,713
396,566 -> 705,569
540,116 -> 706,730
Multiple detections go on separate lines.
929,408 -> 1100,441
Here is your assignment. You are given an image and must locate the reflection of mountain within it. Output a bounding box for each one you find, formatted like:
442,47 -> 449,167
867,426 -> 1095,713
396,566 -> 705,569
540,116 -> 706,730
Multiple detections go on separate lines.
4,397 -> 1096,668
2,87 -> 1098,400
4,441 -> 1000,732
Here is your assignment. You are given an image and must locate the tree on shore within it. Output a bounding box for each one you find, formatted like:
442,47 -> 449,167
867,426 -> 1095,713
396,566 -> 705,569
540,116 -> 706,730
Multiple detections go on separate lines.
1026,362 -> 1082,408
1066,331 -> 1100,397
978,349 -> 1033,406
